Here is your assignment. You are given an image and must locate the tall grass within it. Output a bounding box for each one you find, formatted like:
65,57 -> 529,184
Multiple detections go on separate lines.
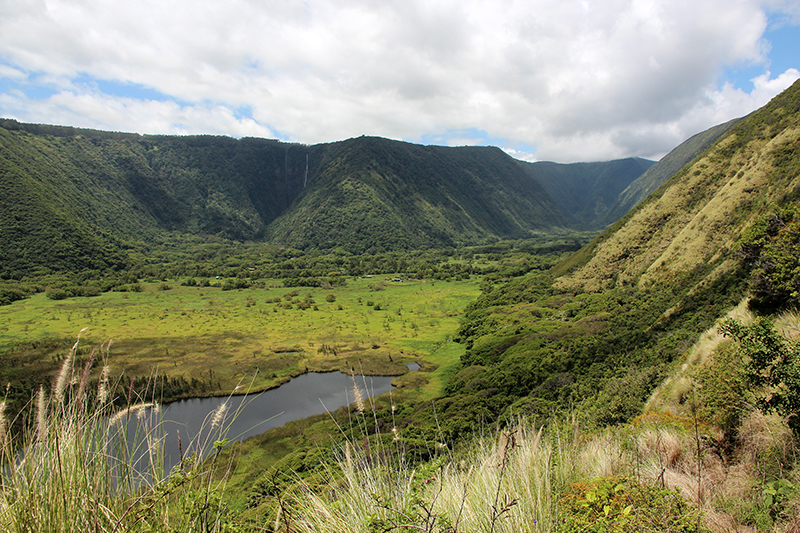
0,332 -> 241,532
272,409 -> 706,533
3,323 -> 797,532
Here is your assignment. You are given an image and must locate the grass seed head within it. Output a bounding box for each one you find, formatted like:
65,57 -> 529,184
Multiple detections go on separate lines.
36,386 -> 48,442
211,402 -> 229,430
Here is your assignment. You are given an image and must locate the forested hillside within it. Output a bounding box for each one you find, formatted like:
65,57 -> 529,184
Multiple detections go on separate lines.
266,137 -> 568,252
433,78 -> 800,433
521,157 -> 654,229
0,120 -> 654,275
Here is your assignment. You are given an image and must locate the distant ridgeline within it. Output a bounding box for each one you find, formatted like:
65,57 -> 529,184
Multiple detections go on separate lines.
0,114 -> 736,275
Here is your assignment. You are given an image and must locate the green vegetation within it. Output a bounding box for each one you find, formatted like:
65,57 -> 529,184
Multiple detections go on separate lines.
0,334 -> 242,532
0,239 -> 576,430
1,122 -> 633,276
0,275 -> 479,423
523,157 -> 655,229
737,205 -> 800,312
1,78 -> 800,532
719,317 -> 800,434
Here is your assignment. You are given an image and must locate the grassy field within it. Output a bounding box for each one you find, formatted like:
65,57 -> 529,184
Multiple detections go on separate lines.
0,276 -> 481,398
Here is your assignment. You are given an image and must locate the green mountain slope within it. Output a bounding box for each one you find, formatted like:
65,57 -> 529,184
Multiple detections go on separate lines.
0,127 -> 149,276
0,121 -> 653,272
266,137 -> 569,253
600,117 -> 741,226
521,157 -> 655,229
442,79 -> 800,433
555,81 -> 800,294
136,135 -> 311,239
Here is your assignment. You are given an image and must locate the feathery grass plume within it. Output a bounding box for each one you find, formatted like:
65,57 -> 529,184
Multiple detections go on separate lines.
0,401 -> 7,452
75,346 -> 97,403
54,327 -> 87,405
351,375 -> 364,414
0,332 -> 246,532
53,351 -> 73,406
345,441 -> 353,474
35,385 -> 48,444
110,402 -> 158,426
97,365 -> 111,407
210,402 -> 229,431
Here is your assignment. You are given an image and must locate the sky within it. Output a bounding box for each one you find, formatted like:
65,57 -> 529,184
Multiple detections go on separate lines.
0,0 -> 798,163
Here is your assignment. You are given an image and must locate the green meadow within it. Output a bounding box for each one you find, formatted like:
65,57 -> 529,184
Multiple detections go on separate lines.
0,276 -> 481,400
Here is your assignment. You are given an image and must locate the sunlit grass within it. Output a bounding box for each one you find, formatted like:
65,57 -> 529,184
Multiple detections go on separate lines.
269,414 -> 709,533
0,277 -> 480,396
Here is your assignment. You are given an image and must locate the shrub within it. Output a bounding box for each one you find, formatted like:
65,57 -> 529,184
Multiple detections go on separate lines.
46,288 -> 69,300
0,287 -> 29,305
557,477 -> 707,532
720,317 -> 800,434
80,283 -> 101,297
696,339 -> 747,433
737,207 -> 800,312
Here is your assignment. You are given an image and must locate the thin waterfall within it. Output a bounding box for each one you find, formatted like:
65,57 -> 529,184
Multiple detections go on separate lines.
303,153 -> 309,189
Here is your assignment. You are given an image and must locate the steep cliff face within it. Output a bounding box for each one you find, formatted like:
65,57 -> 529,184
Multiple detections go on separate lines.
521,157 -> 655,229
265,137 -> 569,253
0,120 -> 656,271
554,79 -> 800,295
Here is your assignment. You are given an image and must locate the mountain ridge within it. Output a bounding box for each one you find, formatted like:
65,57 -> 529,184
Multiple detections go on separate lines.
554,79 -> 800,295
0,123 -> 662,273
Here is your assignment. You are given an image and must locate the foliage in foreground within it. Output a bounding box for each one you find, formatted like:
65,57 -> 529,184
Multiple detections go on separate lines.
260,401 -> 800,533
262,415 -> 708,533
0,332 -> 241,532
719,316 -> 800,434
3,328 -> 800,532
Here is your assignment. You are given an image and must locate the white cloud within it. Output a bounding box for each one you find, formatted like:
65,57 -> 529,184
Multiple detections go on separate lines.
0,0 -> 798,161
0,64 -> 25,80
0,89 -> 276,138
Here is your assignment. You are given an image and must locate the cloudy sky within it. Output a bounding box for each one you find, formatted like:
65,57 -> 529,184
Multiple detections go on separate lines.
1,0 -> 798,162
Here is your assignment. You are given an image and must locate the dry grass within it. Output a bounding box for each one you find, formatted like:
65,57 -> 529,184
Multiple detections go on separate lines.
0,334 -> 243,532
640,303 -> 800,532
268,412 -> 719,533
556,122 -> 800,294
266,397 -> 800,533
644,298 -> 754,415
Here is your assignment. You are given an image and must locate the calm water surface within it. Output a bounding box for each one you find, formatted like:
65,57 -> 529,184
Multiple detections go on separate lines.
133,371 -> 401,472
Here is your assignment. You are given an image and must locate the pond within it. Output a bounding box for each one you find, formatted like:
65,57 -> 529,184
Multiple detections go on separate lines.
121,367 -> 417,474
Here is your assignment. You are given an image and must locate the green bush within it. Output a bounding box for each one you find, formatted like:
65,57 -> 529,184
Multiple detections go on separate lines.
46,288 -> 69,300
697,339 -> 747,433
0,287 -> 29,305
720,317 -> 800,434
80,284 -> 101,297
737,206 -> 800,312
557,477 -> 707,532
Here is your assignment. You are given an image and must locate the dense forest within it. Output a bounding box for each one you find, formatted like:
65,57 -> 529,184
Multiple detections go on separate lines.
0,119 -> 663,277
